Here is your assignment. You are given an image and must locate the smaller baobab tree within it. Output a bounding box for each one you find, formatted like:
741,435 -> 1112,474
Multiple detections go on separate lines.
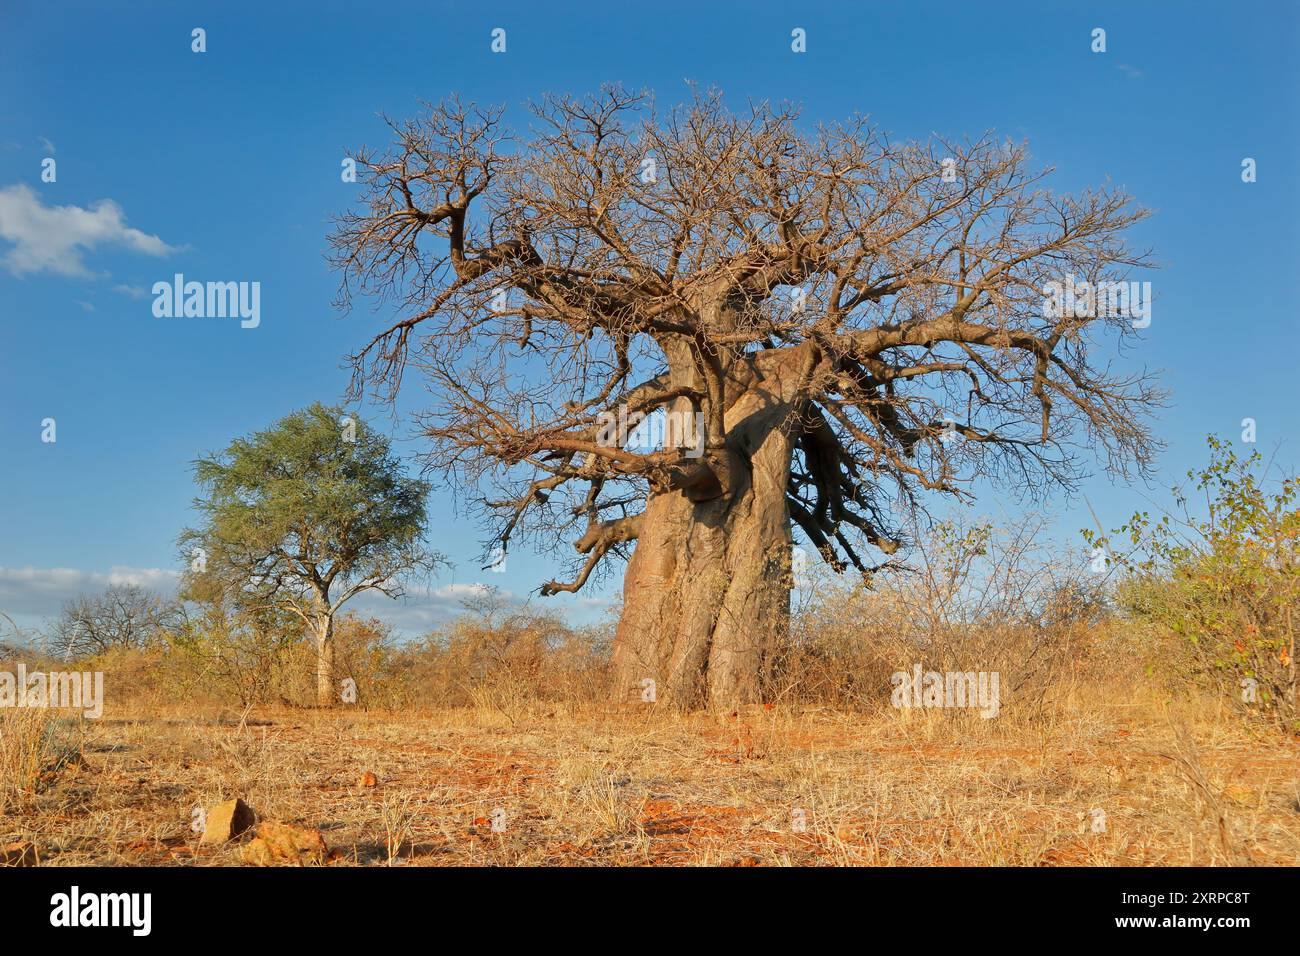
180,402 -> 440,706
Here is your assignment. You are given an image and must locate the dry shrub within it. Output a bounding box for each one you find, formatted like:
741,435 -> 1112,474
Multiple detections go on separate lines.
776,514 -> 1115,719
0,708 -> 55,814
0,646 -> 85,814
73,513 -> 1126,725
160,601 -> 309,706
384,605 -> 611,714
0,706 -> 83,816
127,609 -> 407,709
90,594 -> 611,714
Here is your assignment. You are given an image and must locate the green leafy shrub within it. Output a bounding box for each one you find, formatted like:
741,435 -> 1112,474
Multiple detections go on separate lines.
1098,436 -> 1298,729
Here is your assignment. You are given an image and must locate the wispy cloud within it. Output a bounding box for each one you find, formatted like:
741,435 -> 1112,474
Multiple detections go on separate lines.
1116,64 -> 1143,80
111,283 -> 149,299
0,184 -> 178,278
351,582 -> 529,633
38,136 -> 56,155
0,566 -> 539,638
0,565 -> 179,619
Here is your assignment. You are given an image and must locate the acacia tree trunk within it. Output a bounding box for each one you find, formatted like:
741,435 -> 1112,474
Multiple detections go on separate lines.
611,348 -> 805,709
314,612 -> 335,707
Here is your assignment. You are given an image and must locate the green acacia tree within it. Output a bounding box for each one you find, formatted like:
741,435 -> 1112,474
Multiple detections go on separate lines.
180,402 -> 440,706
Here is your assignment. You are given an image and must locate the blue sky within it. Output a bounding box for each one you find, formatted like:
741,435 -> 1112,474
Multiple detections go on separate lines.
1,0 -> 1297,636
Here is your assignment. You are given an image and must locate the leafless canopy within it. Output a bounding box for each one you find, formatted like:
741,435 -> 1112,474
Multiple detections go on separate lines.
48,584 -> 182,659
329,85 -> 1162,593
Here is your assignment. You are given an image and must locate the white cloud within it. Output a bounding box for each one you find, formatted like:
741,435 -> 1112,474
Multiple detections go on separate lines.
350,582 -> 522,633
0,565 -> 179,619
0,184 -> 178,278
0,566 -> 608,641
112,283 -> 148,299
0,566 -> 524,638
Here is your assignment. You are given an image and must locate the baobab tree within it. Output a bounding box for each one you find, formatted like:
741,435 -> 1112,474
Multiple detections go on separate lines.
329,86 -> 1162,708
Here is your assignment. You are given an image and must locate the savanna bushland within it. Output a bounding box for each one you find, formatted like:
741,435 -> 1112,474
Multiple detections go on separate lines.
1,91 -> 1295,868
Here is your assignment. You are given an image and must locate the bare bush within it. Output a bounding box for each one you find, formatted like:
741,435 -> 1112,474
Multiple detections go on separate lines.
390,597 -> 611,715
47,585 -> 182,661
777,513 -> 1110,716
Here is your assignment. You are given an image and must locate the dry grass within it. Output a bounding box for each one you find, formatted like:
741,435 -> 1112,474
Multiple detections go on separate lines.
0,708 -> 83,817
3,680 -> 1297,867
5,514 -> 1294,867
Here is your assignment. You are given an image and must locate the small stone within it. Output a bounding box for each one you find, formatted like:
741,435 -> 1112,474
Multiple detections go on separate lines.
1,841 -> 38,866
200,798 -> 256,845
240,822 -> 328,866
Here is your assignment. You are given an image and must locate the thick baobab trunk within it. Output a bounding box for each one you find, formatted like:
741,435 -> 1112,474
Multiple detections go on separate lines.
611,482 -> 793,708
314,613 -> 335,707
611,352 -> 804,709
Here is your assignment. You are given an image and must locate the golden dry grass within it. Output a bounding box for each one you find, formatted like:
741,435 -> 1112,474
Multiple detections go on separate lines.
3,681 -> 1297,867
